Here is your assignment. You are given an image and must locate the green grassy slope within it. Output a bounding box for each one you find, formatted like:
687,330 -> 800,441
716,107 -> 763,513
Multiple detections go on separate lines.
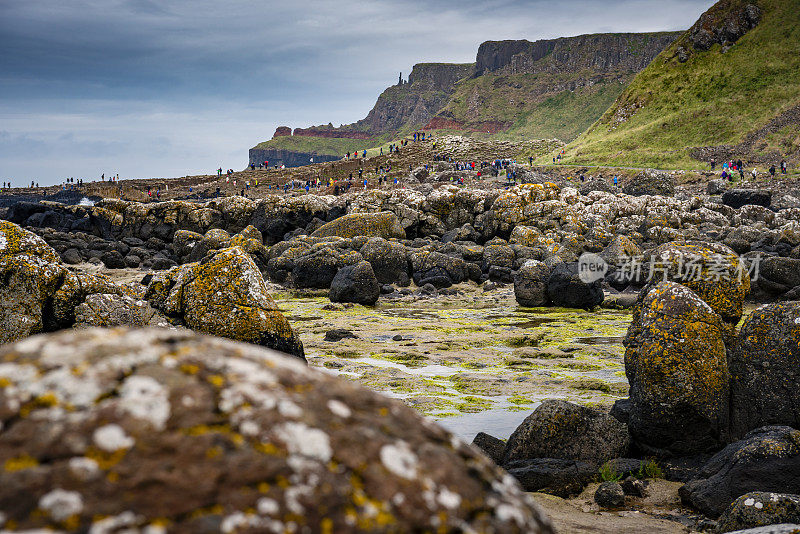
252,135 -> 383,157
561,0 -> 800,167
436,72 -> 631,142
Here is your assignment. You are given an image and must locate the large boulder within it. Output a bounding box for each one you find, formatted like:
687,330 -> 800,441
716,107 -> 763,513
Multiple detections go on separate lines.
359,237 -> 409,284
291,248 -> 340,289
0,221 -> 69,343
410,250 -> 470,288
759,257 -> 800,294
503,400 -> 630,468
148,247 -> 305,359
514,260 -> 551,307
680,426 -> 800,517
0,328 -> 554,533
622,170 -> 675,197
329,261 -> 380,306
546,262 -> 603,309
717,493 -> 800,533
729,302 -> 800,440
722,189 -> 772,209
644,241 -> 750,325
504,459 -> 597,498
311,212 -> 405,240
74,293 -> 170,328
624,281 -> 729,456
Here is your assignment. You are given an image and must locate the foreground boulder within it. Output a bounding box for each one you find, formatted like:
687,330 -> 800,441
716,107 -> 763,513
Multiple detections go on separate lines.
0,328 -> 553,533
147,247 -> 305,359
624,281 -> 729,456
680,426 -> 800,517
717,493 -> 800,533
311,211 -> 405,240
546,262 -> 603,309
729,302 -> 800,440
329,261 -> 380,306
514,260 -> 551,307
503,400 -> 629,468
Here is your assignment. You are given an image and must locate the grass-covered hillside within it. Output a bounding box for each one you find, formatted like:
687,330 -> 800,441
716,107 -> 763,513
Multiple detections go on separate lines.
561,0 -> 800,168
252,135 -> 381,158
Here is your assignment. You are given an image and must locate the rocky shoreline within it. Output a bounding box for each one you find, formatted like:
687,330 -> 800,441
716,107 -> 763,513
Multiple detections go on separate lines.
1,145 -> 799,532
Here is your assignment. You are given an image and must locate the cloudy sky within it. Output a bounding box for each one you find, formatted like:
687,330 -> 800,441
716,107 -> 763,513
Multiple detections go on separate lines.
1,0 -> 715,185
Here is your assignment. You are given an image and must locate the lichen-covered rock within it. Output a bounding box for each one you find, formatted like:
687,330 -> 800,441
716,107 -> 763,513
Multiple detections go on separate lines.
0,328 -> 554,533
172,229 -> 203,262
643,241 -> 750,324
291,248 -> 340,289
503,400 -> 630,468
0,221 -> 70,343
595,482 -> 626,508
410,250 -> 470,288
601,234 -> 642,268
75,293 -> 171,328
546,262 -> 604,309
153,247 -> 304,359
759,257 -> 800,294
717,493 -> 800,534
728,302 -> 800,440
514,260 -> 551,307
680,426 -> 800,517
329,261 -> 380,306
624,281 -> 729,456
723,525 -> 800,534
311,211 -> 405,240
622,170 -> 675,197
359,237 -> 409,285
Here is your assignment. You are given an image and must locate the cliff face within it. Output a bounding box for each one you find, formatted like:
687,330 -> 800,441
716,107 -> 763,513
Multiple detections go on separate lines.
427,31 -> 681,141
475,32 -> 681,76
349,62 -> 473,135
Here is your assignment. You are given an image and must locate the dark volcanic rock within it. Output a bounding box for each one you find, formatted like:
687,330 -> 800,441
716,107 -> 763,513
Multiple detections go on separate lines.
503,400 -> 629,468
472,432 -> 506,465
292,248 -> 339,289
722,189 -> 772,209
324,328 -> 358,342
622,170 -> 675,197
411,250 -> 469,288
728,301 -> 800,440
0,328 -> 554,533
61,247 -> 83,265
100,249 -> 126,269
716,492 -> 800,534
545,262 -> 603,309
595,482 -> 626,508
624,282 -> 729,456
329,260 -> 380,306
514,260 -> 551,307
359,237 -> 409,284
680,426 -> 800,517
505,459 -> 596,498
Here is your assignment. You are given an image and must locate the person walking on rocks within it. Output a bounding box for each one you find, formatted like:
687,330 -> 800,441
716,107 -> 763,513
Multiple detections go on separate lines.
781,160 -> 788,174
770,164 -> 776,178
710,158 -> 716,170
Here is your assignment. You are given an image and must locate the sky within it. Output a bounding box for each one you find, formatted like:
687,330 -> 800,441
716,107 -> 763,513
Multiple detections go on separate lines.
0,0 -> 716,186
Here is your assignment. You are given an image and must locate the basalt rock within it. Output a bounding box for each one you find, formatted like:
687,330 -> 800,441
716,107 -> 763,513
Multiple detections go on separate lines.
503,400 -> 630,468
680,426 -> 800,517
312,211 -> 405,240
728,301 -> 800,440
624,281 -> 729,456
717,493 -> 800,534
0,328 -> 554,534
147,247 -> 305,359
329,261 -> 380,306
514,260 -> 551,307
546,262 -> 604,309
